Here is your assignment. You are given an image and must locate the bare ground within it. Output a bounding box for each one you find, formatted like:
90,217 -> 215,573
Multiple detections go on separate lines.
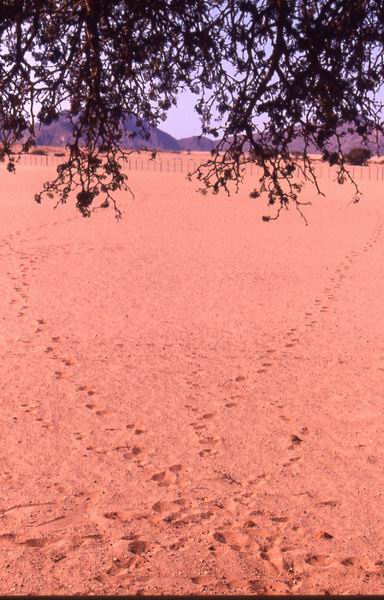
0,164 -> 384,594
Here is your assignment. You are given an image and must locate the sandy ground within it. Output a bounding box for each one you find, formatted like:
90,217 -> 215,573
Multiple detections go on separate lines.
1,162 -> 384,595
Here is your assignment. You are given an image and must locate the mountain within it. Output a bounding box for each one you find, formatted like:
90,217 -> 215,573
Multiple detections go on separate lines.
178,136 -> 217,151
34,112 -> 217,152
229,128 -> 384,156
120,115 -> 181,151
288,126 -> 384,155
35,113 -> 75,146
34,112 -> 384,155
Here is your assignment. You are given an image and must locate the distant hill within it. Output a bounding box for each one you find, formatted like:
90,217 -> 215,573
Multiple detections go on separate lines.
178,136 -> 217,151
34,112 -> 217,152
33,113 -> 384,156
35,113 -> 75,146
288,126 -> 384,155
120,115 -> 181,151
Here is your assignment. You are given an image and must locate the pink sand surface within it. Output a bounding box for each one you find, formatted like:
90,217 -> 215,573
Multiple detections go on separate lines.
1,163 -> 384,594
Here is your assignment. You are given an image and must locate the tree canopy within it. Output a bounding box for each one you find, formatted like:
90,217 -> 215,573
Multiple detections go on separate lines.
0,0 -> 383,220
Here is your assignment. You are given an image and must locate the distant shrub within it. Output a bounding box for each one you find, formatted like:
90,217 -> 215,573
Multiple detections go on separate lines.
249,147 -> 277,163
30,148 -> 48,155
291,150 -> 303,159
345,147 -> 371,166
54,152 -> 65,157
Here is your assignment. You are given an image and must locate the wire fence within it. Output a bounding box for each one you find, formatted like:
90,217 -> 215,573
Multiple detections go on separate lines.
16,152 -> 384,182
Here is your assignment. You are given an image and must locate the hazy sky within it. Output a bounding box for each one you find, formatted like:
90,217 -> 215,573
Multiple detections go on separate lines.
162,90 -> 203,139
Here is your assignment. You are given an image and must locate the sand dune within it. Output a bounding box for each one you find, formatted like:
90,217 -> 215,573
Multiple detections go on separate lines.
1,163 -> 384,594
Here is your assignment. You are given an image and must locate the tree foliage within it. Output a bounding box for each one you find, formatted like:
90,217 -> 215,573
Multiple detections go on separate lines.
0,0 -> 384,220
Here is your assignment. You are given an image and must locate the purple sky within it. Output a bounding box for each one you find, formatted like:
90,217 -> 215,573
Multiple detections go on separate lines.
162,91 -> 203,139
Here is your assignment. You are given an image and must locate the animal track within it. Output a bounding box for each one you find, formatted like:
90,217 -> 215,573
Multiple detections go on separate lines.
190,411 -> 222,458
150,465 -> 182,486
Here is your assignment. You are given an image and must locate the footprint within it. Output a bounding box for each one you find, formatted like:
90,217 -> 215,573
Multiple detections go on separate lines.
22,537 -> 50,548
103,510 -> 132,521
152,499 -> 185,515
305,554 -> 330,566
128,540 -> 149,555
170,464 -> 182,473
119,446 -> 143,460
213,529 -> 249,551
150,468 -> 178,486
200,436 -> 219,447
199,449 -> 214,457
106,556 -> 136,576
